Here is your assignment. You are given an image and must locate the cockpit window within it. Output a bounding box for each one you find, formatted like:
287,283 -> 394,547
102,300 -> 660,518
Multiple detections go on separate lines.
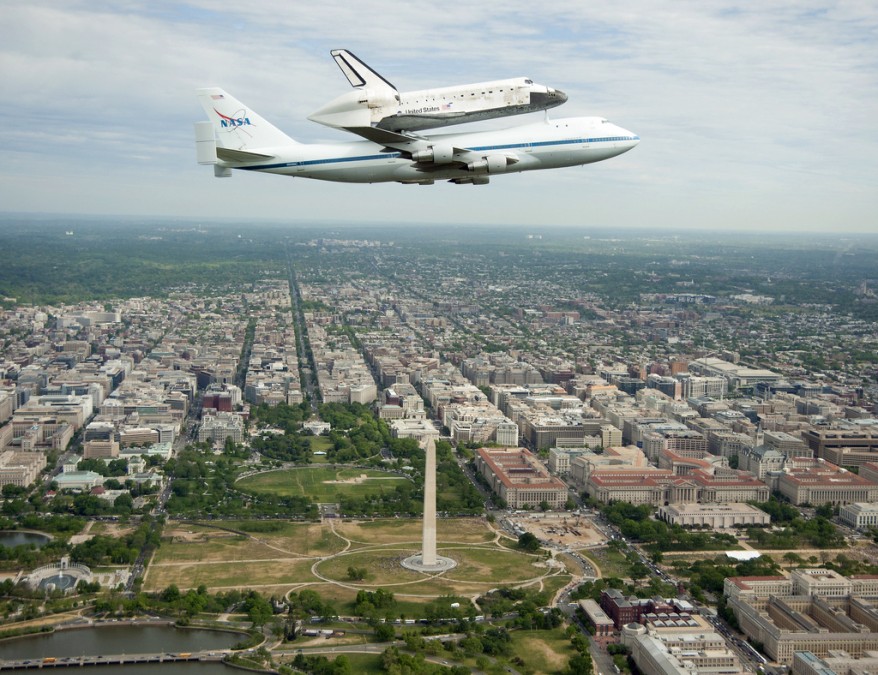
524,79 -> 533,84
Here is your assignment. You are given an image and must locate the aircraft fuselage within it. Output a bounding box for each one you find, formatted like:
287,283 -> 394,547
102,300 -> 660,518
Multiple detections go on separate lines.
225,117 -> 638,184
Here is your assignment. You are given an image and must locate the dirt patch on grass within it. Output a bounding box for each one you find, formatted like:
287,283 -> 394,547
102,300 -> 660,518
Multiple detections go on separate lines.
518,634 -> 568,670
506,513 -> 605,549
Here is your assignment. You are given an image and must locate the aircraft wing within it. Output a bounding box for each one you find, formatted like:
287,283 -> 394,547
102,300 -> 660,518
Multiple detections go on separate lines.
343,126 -> 473,170
344,126 -> 424,147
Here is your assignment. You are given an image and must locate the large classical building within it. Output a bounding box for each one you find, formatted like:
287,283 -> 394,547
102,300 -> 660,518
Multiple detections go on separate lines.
839,502 -> 878,530
197,411 -> 244,445
473,447 -> 568,509
725,570 -> 878,664
389,418 -> 440,443
585,466 -> 769,506
567,445 -> 649,489
776,460 -> 878,505
620,621 -> 744,674
0,450 -> 47,487
793,649 -> 878,675
657,503 -> 771,528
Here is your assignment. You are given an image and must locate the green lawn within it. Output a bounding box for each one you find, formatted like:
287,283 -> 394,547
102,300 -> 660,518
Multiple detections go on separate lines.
308,436 -> 333,461
315,545 -> 549,590
507,627 -> 575,674
582,546 -> 633,579
237,467 -> 410,501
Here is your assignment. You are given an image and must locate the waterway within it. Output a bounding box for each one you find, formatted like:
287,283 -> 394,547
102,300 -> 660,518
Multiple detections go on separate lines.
0,531 -> 50,548
0,624 -> 248,672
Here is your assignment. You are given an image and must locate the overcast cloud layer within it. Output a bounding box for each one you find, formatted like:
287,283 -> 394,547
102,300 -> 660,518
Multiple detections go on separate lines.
1,1 -> 876,232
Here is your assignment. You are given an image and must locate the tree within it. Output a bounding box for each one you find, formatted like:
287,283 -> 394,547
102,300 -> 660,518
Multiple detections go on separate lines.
374,623 -> 395,642
113,493 -> 134,514
347,566 -> 367,581
783,552 -> 804,569
517,532 -> 541,552
244,591 -> 273,628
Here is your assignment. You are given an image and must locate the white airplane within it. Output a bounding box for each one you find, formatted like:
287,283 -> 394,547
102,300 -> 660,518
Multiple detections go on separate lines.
308,49 -> 568,132
194,88 -> 639,185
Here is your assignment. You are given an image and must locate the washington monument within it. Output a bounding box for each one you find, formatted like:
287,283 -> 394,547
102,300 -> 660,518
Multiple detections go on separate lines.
401,438 -> 456,573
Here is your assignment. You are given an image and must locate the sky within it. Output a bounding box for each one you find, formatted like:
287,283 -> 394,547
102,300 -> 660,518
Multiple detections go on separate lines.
1,1 -> 877,232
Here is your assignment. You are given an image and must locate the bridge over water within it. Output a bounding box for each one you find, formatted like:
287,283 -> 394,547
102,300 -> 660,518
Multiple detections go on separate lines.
0,650 -> 226,669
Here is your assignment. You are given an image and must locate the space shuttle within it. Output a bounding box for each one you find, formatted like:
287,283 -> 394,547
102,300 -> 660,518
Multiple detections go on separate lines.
308,49 -> 568,133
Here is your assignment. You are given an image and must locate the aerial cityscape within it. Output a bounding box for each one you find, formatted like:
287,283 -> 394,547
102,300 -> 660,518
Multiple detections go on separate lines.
4,1 -> 878,674
0,218 -> 876,674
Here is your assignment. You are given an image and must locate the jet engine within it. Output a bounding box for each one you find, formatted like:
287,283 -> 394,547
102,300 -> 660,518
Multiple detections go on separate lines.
467,154 -> 518,174
411,145 -> 455,164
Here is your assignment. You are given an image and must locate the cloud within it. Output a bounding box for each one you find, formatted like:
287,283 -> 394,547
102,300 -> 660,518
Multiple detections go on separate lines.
1,0 -> 876,231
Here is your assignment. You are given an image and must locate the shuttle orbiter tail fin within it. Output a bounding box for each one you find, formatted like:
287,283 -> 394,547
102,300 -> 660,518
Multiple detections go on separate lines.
195,87 -> 298,151
330,49 -> 399,97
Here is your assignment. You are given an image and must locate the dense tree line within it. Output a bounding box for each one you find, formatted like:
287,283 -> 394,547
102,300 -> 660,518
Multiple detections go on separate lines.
77,458 -> 128,476
286,653 -> 352,675
251,401 -> 311,433
249,432 -> 312,463
669,555 -> 782,601
165,444 -> 317,519
71,520 -> 160,567
748,497 -> 845,549
0,220 -> 283,303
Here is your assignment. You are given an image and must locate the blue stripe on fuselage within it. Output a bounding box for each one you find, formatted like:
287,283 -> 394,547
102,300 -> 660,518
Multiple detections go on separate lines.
238,152 -> 402,171
237,136 -> 640,171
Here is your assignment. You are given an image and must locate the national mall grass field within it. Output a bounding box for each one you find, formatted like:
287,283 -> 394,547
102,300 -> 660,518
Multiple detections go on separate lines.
236,466 -> 411,502
145,517 -> 574,616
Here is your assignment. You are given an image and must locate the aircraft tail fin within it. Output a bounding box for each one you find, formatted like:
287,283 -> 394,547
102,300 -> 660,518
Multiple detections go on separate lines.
195,87 -> 298,151
330,49 -> 398,97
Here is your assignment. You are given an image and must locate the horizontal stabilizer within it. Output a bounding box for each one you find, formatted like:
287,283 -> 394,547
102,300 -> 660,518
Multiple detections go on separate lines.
216,147 -> 274,162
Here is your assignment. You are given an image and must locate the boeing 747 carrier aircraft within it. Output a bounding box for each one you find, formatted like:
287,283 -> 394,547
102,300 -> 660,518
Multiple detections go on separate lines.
194,88 -> 639,186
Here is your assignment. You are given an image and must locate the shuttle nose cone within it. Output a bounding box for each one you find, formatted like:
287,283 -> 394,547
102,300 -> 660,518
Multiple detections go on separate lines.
532,89 -> 567,110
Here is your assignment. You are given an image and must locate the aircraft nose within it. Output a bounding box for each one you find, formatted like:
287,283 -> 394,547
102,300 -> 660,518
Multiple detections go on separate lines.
614,126 -> 640,153
532,89 -> 567,109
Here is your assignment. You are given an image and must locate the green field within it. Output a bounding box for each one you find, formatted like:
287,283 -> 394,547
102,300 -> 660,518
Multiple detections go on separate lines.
581,546 -> 632,579
237,466 -> 411,501
315,545 -> 553,591
148,517 -> 564,608
308,436 -> 333,462
508,627 -> 576,673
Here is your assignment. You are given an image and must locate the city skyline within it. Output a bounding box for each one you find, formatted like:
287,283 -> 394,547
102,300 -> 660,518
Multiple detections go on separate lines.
0,214 -> 877,673
2,1 -> 877,233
